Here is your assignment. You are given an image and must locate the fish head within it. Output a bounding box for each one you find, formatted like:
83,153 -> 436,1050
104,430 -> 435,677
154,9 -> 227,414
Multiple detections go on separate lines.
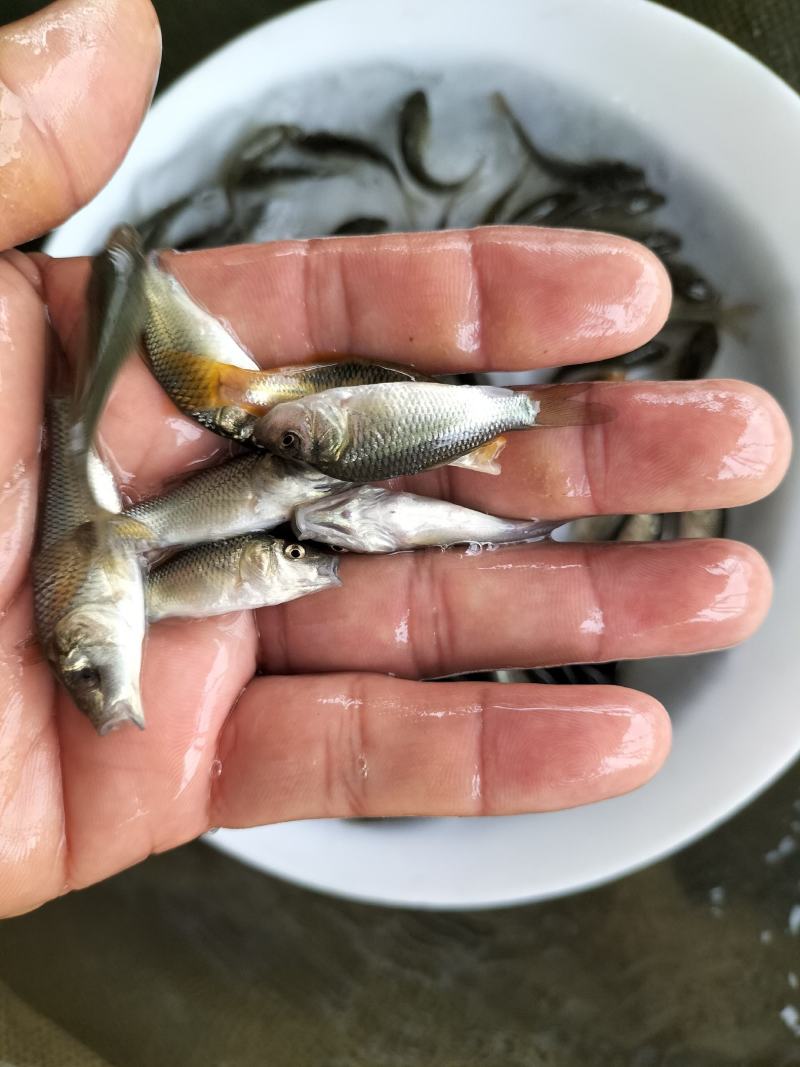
52,605 -> 144,735
274,538 -> 342,597
255,396 -> 348,470
293,487 -> 398,552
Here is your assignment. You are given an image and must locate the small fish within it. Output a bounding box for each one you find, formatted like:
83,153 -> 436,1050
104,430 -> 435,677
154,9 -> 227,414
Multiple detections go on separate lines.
399,90 -> 478,192
138,187 -> 232,253
78,225 -> 148,451
126,452 -> 345,550
139,251 -> 263,443
33,398 -> 152,735
255,381 -> 540,481
293,485 -> 562,552
615,512 -> 663,542
492,92 -> 648,194
136,243 -> 504,472
677,509 -> 726,539
145,534 -> 340,622
331,216 -> 390,236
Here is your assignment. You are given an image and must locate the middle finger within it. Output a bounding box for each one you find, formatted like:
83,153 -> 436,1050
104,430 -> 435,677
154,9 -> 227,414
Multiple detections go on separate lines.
255,537 -> 771,678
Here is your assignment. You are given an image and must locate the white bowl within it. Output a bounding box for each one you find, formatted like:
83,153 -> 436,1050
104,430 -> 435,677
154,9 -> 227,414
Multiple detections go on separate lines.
46,0 -> 800,909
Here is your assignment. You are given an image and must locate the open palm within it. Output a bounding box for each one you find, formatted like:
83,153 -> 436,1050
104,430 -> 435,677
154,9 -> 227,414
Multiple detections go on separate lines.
0,0 -> 791,917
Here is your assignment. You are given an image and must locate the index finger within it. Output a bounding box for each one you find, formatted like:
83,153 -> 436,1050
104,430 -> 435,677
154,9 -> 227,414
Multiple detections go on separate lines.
47,226 -> 670,375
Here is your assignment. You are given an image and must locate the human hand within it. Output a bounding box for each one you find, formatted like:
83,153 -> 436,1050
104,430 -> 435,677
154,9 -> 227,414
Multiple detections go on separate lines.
0,0 -> 791,917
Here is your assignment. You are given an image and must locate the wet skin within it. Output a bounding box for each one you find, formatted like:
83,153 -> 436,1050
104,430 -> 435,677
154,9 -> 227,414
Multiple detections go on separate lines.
0,0 -> 792,916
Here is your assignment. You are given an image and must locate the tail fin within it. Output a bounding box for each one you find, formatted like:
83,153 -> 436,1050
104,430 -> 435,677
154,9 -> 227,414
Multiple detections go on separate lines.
517,517 -> 568,541
77,224 -> 147,442
525,383 -> 616,428
71,225 -> 147,515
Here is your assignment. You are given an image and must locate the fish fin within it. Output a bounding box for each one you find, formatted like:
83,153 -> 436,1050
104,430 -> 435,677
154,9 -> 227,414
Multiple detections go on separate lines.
107,515 -> 157,547
525,384 -> 616,428
77,224 -> 147,442
518,517 -> 569,541
449,436 -> 506,475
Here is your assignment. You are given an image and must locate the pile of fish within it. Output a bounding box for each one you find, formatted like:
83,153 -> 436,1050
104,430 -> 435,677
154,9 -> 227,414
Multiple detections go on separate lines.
34,226 -> 595,734
35,89 -> 741,730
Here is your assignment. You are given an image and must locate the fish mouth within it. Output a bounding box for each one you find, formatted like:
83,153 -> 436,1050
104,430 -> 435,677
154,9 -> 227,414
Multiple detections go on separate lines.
319,554 -> 342,585
95,699 -> 146,736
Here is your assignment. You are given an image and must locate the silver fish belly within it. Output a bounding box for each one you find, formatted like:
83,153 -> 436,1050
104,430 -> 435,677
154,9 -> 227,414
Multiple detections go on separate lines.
293,485 -> 562,552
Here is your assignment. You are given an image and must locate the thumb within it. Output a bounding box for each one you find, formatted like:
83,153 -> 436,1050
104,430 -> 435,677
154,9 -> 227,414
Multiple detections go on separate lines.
0,0 -> 161,250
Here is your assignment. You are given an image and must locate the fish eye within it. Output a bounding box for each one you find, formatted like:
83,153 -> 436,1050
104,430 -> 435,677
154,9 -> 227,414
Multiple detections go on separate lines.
279,430 -> 301,452
69,664 -> 101,688
284,543 -> 306,560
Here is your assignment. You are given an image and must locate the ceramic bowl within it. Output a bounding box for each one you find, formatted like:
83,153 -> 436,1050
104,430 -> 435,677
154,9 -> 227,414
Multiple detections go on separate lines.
46,0 -> 800,908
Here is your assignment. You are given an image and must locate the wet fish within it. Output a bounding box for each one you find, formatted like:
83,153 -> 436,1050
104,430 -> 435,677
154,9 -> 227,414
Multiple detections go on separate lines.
139,253 -> 263,443
293,485 -> 562,552
126,452 -> 345,550
33,398 -> 151,735
145,533 -> 340,622
255,381 -> 540,481
136,244 -> 505,472
399,90 -> 478,192
78,225 -> 148,453
491,92 -> 648,194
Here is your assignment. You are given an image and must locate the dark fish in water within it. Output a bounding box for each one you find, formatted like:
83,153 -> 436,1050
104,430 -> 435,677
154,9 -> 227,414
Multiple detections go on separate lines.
126,452 -> 345,550
491,92 -> 648,194
615,513 -> 664,542
399,90 -> 478,192
139,187 -> 233,253
256,381 -> 541,481
145,533 -> 340,622
331,216 -> 390,236
33,398 -> 152,735
295,130 -> 402,180
293,485 -> 563,552
677,509 -> 726,539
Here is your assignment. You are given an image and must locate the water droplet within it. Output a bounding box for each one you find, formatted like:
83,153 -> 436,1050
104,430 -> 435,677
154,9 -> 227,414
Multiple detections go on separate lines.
357,755 -> 368,779
708,885 -> 726,915
465,542 -> 482,556
207,826 -> 219,835
210,759 -> 223,779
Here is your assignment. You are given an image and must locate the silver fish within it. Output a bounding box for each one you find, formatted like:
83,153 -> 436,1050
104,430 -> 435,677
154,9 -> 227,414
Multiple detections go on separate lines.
255,381 -> 540,481
126,453 -> 345,550
145,534 -> 340,622
293,485 -> 561,552
33,398 -> 150,735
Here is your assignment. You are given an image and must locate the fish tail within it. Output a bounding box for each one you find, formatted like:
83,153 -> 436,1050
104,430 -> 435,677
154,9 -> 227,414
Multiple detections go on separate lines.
524,384 -> 616,428
449,435 -> 506,475
512,517 -> 568,542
